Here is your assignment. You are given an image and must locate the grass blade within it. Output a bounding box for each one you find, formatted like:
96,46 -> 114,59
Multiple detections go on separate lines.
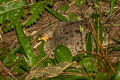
16,23 -> 36,67
110,0 -> 117,16
86,32 -> 93,52
3,45 -> 21,65
44,6 -> 68,22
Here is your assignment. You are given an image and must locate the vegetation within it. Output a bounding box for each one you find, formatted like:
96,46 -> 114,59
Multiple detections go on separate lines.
0,0 -> 120,80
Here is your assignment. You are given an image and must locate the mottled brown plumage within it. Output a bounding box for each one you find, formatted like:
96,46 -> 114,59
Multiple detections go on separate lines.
41,20 -> 120,58
42,20 -> 89,55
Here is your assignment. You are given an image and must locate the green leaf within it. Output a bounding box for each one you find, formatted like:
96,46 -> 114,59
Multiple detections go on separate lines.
80,57 -> 90,66
54,45 -> 72,63
19,62 -> 30,72
37,40 -> 46,62
75,0 -> 85,7
45,0 -> 53,5
23,0 -> 53,26
0,0 -> 11,4
94,15 -> 103,43
96,73 -> 107,80
69,13 -> 77,21
23,1 -> 45,26
114,39 -> 120,43
3,45 -> 21,65
115,69 -> 120,80
72,54 -> 83,62
110,0 -> 117,16
80,57 -> 97,73
0,0 -> 25,32
60,4 -> 69,14
44,6 -> 68,22
86,32 -> 93,52
99,23 -> 103,44
46,75 -> 89,80
39,40 -> 45,53
0,0 -> 24,15
4,53 -> 18,67
93,14 -> 103,52
8,53 -> 17,62
37,40 -> 52,67
112,46 -> 120,51
0,55 -> 5,62
16,23 -> 36,67
15,67 -> 25,74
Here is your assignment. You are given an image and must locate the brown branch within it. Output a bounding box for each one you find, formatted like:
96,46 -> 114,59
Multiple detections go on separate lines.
87,20 -> 116,74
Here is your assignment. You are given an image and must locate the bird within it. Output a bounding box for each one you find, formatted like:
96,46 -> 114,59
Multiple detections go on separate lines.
38,20 -> 120,58
39,20 -> 89,55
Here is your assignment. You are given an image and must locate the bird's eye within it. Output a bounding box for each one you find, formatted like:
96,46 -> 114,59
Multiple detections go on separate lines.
47,32 -> 54,37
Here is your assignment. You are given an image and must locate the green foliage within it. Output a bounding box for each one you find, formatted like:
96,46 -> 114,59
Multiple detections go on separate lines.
112,46 -> 120,51
98,23 -> 103,44
115,63 -> 120,80
93,14 -> 103,43
72,54 -> 83,62
54,45 -> 72,63
0,0 -> 12,4
113,39 -> 120,44
0,0 -> 119,79
3,45 -> 21,65
39,40 -> 45,53
0,0 -> 25,32
60,4 -> 69,14
23,0 -> 53,26
92,13 -> 103,52
13,58 -> 29,74
0,75 -> 4,80
80,57 -> 97,72
69,13 -> 77,21
7,53 -> 17,65
16,23 -> 36,67
44,6 -> 68,22
0,0 -> 68,79
95,73 -> 107,80
86,32 -> 93,52
75,0 -> 85,7
0,0 -> 53,32
0,0 -> 68,33
37,40 -> 52,67
110,0 -> 117,16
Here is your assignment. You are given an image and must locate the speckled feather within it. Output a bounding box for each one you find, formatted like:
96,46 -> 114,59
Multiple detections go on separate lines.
43,20 -> 89,55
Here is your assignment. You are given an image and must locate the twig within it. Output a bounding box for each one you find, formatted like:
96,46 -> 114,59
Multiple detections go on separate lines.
0,61 -> 17,80
88,21 -> 116,74
0,0 -> 17,7
31,53 -> 51,70
104,7 -> 120,24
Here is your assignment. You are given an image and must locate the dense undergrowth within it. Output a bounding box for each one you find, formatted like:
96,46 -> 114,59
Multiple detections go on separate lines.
0,0 -> 120,80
